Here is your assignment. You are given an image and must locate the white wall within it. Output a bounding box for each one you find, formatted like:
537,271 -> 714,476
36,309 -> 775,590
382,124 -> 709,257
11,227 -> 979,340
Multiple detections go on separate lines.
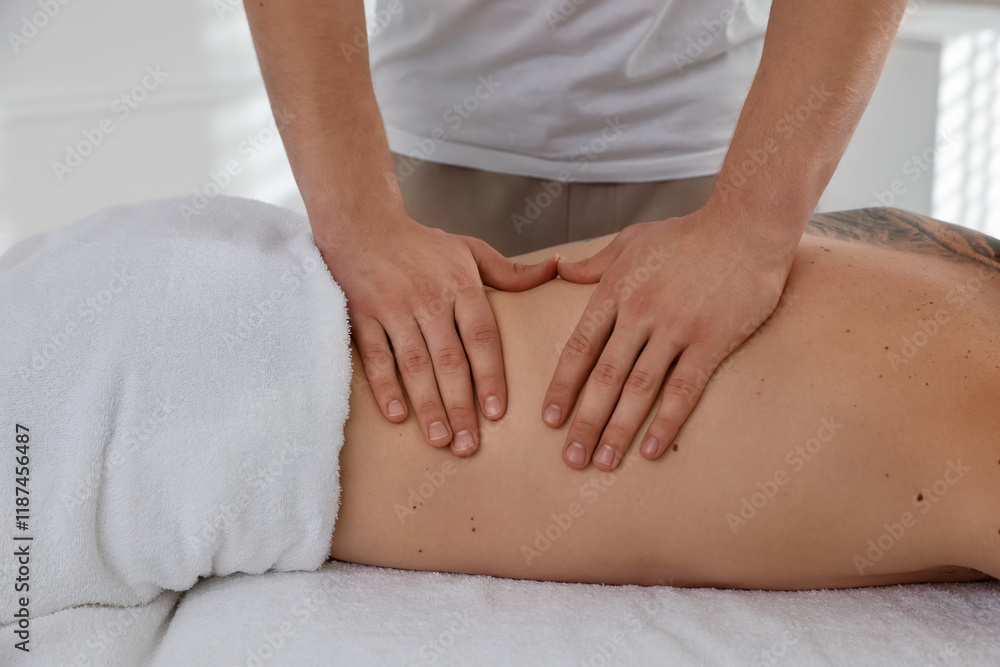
2,0 -> 999,257
817,0 -> 1000,237
0,0 -> 301,255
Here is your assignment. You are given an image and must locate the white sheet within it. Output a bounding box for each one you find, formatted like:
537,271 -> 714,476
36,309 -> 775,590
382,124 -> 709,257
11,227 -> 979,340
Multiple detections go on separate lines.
151,564 -> 999,666
12,564 -> 998,666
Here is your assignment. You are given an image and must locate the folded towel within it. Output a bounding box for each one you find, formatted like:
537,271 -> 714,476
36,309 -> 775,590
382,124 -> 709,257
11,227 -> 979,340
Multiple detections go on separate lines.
0,195 -> 351,623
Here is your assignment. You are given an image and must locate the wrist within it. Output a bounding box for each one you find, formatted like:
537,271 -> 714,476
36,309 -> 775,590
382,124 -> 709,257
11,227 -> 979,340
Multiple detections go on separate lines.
703,175 -> 815,253
310,203 -> 417,257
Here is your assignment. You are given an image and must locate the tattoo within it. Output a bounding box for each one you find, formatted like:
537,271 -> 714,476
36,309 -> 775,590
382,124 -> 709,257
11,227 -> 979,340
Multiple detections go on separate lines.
805,207 -> 1000,276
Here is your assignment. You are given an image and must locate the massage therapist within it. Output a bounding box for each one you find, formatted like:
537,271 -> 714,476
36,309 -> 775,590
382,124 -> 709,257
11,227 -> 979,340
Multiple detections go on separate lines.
243,0 -> 908,471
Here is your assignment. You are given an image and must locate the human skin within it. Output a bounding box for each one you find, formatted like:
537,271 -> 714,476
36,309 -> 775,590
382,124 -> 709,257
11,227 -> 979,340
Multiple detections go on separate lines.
245,0 -> 558,454
330,209 -> 1000,590
244,0 -> 910,467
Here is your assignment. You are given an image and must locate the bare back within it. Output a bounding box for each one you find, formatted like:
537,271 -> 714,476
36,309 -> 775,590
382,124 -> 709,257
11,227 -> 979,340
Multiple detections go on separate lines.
331,208 -> 1000,589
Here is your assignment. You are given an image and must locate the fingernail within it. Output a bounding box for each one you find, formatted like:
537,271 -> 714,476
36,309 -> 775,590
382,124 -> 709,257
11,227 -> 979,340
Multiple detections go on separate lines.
641,436 -> 659,456
453,430 -> 475,452
429,421 -> 449,441
387,400 -> 405,418
543,404 -> 561,425
484,395 -> 502,418
566,442 -> 586,466
594,444 -> 615,468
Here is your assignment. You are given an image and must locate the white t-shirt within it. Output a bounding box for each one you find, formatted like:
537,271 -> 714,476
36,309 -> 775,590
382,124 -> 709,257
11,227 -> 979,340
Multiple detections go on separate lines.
368,0 -> 772,182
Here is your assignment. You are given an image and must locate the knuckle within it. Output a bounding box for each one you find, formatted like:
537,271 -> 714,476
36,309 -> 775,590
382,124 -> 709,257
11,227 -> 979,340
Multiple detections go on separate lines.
664,377 -> 701,405
434,346 -> 468,372
370,379 -> 398,398
650,415 -> 678,439
400,348 -> 432,375
466,323 -> 499,347
564,331 -> 595,358
571,418 -> 603,440
413,279 -> 437,305
591,362 -> 623,388
474,371 -> 503,392
361,346 -> 394,371
444,404 -> 476,425
601,422 -> 631,447
624,368 -> 657,394
664,374 -> 701,402
416,400 -> 443,417
545,379 -> 575,402
616,224 -> 638,242
449,269 -> 475,292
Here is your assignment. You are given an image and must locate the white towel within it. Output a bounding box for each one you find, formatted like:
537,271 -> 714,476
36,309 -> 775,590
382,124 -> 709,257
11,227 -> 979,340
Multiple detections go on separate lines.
148,563 -> 999,666
0,196 -> 351,628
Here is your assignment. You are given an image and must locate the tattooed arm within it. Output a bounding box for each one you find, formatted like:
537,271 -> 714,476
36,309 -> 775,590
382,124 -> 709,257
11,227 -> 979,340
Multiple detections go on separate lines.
806,208 -> 1000,276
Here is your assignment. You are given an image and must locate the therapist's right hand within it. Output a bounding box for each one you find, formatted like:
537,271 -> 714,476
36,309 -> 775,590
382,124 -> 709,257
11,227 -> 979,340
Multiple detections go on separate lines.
321,214 -> 557,457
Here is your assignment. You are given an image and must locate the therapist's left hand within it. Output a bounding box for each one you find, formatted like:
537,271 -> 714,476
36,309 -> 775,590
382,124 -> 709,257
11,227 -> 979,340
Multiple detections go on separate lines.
543,205 -> 798,470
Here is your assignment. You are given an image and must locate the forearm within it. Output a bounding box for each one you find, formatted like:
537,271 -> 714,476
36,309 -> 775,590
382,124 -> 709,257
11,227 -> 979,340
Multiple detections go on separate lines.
244,0 -> 407,249
709,0 -> 908,247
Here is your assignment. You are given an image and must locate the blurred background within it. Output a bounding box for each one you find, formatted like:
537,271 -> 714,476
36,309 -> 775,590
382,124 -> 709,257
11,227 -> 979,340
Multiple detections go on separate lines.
2,0 -> 1000,254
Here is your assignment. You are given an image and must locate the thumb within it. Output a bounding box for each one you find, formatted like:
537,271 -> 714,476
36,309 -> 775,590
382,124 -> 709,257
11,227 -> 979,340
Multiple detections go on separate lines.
556,244 -> 620,284
467,237 -> 559,291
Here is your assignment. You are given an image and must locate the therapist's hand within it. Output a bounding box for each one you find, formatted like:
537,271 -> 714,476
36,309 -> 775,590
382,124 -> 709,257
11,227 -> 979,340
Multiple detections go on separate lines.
323,214 -> 557,457
543,207 -> 796,470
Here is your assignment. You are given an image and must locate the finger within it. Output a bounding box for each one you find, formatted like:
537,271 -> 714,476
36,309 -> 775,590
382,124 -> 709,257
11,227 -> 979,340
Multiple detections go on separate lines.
560,326 -> 648,470
556,230 -> 633,284
640,346 -> 717,459
421,311 -> 480,457
467,236 -> 559,291
351,316 -> 408,423
592,337 -> 678,471
541,286 -> 618,429
386,318 -> 454,449
454,288 -> 507,421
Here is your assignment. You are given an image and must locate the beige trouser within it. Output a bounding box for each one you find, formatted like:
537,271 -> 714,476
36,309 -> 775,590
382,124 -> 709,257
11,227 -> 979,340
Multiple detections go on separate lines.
390,153 -> 717,256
